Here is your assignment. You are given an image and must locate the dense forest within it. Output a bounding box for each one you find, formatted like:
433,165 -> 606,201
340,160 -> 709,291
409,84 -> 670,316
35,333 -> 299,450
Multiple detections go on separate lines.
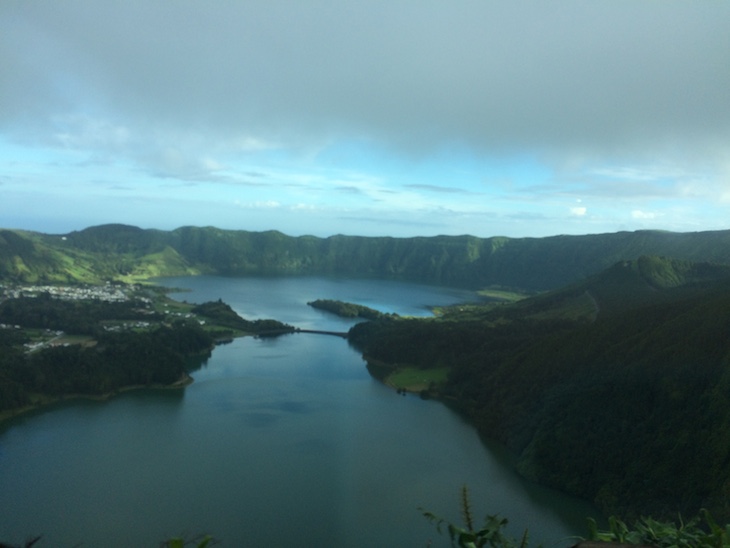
348,256 -> 730,521
3,224 -> 730,527
0,320 -> 212,413
191,299 -> 294,334
0,291 -> 290,416
307,298 -> 390,320
4,223 -> 730,290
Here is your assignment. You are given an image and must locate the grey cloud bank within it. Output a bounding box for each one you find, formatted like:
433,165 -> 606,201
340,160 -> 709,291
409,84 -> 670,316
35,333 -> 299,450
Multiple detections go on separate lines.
4,2 -> 728,156
1,1 -> 729,237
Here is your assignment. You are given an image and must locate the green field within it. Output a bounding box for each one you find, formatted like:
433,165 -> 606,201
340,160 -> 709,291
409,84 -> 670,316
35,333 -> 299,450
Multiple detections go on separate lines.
476,286 -> 530,302
385,366 -> 450,392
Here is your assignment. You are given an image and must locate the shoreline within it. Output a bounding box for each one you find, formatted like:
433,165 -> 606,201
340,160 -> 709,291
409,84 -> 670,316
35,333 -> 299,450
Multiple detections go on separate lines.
0,329 -> 250,426
0,372 -> 194,426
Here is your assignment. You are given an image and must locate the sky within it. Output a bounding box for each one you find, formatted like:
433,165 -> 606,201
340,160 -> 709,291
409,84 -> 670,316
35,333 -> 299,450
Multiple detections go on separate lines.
1,1 -> 729,239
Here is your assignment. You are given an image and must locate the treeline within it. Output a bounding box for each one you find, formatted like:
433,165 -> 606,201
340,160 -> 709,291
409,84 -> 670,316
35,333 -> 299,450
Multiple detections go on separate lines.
348,260 -> 730,521
0,294 -> 158,335
0,291 -> 297,415
307,299 -> 390,320
0,323 -> 213,413
4,224 -> 730,291
191,300 -> 294,334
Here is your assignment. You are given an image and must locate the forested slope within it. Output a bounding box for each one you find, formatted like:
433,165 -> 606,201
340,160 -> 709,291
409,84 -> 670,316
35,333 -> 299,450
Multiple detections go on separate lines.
2,224 -> 730,290
348,257 -> 730,521
5,223 -> 730,524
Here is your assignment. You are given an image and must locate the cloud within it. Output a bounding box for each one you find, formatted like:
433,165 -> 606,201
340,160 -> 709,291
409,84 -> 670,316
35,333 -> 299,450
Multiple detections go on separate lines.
335,186 -> 365,195
1,1 -> 729,239
404,184 -> 475,194
337,215 -> 446,229
255,201 -> 281,209
50,114 -> 130,150
631,210 -> 658,220
589,166 -> 691,183
2,1 -> 728,166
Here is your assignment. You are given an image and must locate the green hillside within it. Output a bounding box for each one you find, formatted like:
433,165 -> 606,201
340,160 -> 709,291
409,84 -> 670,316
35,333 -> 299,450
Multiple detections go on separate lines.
348,257 -> 730,521
2,224 -> 730,290
5,224 -> 730,521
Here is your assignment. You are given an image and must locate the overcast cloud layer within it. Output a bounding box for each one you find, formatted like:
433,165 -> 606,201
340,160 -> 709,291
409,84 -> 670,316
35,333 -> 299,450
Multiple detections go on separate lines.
1,1 -> 729,237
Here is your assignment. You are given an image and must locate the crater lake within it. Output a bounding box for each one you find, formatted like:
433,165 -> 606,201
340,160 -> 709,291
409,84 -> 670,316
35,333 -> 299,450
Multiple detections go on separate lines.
0,276 -> 601,547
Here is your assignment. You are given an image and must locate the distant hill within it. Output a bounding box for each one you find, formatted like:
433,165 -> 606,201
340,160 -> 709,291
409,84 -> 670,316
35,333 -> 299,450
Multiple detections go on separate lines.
0,226 -> 203,284
348,256 -> 730,521
499,254 -> 730,319
2,224 -> 730,290
5,224 -> 730,522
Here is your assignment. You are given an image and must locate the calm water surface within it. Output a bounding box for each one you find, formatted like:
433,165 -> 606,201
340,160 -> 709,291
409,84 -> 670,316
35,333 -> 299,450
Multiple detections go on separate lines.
0,276 -> 600,546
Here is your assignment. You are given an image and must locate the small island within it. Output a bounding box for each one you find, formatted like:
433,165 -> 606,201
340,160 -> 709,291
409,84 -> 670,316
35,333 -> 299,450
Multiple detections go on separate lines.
307,298 -> 395,320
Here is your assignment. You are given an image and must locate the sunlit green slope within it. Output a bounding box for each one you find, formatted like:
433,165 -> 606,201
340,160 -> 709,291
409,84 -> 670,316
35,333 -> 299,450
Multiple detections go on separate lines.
2,224 -> 730,289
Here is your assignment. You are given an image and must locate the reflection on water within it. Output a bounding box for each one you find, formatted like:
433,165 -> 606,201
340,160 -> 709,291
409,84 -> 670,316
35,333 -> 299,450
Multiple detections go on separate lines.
0,277 -> 600,547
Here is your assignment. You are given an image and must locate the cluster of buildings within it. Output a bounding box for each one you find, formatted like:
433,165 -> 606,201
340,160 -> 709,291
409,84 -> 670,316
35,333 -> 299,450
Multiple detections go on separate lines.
0,284 -> 206,341
0,283 -> 140,303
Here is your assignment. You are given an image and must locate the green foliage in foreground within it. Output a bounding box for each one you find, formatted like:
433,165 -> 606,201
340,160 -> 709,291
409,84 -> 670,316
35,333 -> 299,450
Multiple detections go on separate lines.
422,486 -> 730,547
0,534 -> 217,547
160,534 -> 216,548
0,536 -> 41,548
5,489 -> 730,546
421,486 -> 530,547
5,510 -> 730,548
583,511 -> 730,547
349,258 -> 730,521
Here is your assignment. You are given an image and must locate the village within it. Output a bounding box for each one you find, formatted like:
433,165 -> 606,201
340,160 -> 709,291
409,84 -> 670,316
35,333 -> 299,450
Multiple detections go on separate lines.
0,283 -> 207,355
0,282 -> 139,303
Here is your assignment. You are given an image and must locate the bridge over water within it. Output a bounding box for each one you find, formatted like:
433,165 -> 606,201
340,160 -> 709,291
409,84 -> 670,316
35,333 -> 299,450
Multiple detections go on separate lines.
255,328 -> 348,339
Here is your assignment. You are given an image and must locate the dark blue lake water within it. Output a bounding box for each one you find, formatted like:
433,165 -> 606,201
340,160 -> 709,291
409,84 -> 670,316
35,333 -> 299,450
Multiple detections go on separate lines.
0,276 -> 600,546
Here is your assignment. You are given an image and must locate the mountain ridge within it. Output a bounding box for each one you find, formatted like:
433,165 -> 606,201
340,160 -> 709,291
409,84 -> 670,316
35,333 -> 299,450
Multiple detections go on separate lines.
5,223 -> 730,522
2,224 -> 730,290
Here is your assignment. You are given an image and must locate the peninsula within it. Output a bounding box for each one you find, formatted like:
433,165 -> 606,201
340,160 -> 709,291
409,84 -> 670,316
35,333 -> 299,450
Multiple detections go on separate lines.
0,283 -> 292,421
3,224 -> 730,523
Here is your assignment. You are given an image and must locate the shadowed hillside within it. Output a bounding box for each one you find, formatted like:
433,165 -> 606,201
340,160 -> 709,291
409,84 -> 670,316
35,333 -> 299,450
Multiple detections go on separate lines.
2,224 -> 730,290
348,257 -> 730,521
5,225 -> 730,521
